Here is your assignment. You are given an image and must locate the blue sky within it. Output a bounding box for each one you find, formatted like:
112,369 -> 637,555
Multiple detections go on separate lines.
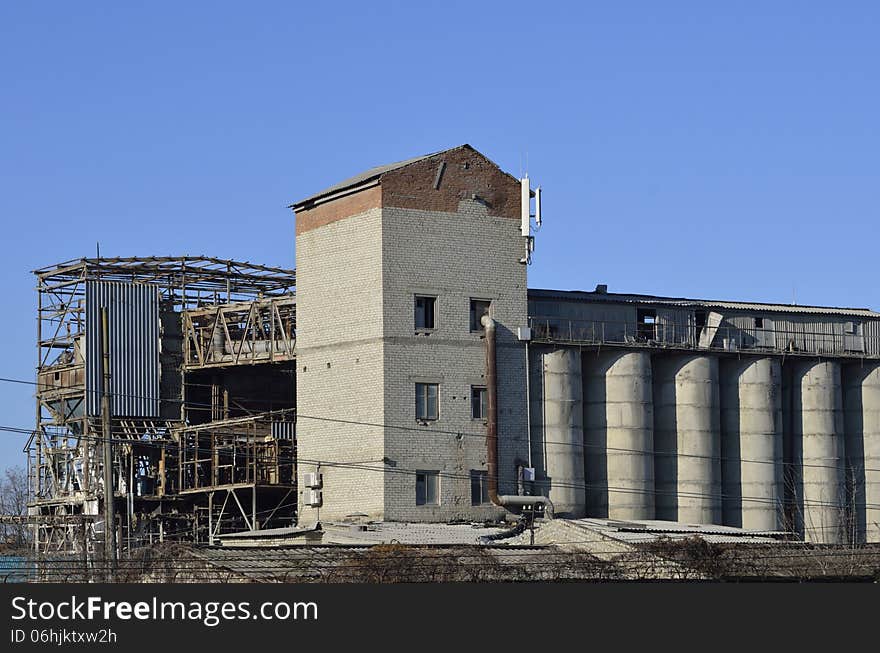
1,2 -> 878,467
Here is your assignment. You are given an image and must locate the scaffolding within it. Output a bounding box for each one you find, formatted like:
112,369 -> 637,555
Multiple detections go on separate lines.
29,257 -> 297,555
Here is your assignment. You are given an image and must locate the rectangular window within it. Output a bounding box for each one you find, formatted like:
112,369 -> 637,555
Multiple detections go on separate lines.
470,470 -> 490,505
695,310 -> 707,341
416,470 -> 439,505
470,298 -> 492,331
636,308 -> 656,342
471,386 -> 487,420
755,317 -> 764,329
414,295 -> 436,330
415,382 -> 439,421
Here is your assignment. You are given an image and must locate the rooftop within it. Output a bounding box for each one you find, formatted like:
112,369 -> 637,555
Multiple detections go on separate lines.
34,256 -> 296,296
529,288 -> 880,318
289,143 -> 518,211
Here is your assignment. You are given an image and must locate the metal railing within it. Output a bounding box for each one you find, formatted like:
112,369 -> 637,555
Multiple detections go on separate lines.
527,316 -> 879,359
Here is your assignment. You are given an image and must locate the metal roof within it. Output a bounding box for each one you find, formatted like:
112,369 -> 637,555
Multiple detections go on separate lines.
529,288 -> 880,318
289,144 -> 473,211
218,525 -> 319,540
319,521 -> 510,545
34,256 -> 296,295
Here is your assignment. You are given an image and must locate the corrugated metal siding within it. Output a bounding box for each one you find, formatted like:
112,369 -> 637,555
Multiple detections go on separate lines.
528,288 -> 880,318
272,421 -> 295,440
655,307 -> 694,345
86,281 -> 160,417
528,295 -> 880,357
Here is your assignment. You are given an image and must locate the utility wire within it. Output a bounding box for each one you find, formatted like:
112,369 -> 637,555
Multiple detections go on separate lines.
1,374 -> 877,476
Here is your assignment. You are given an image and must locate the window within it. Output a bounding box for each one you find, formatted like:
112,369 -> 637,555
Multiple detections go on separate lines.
416,470 -> 439,505
471,386 -> 487,420
470,299 -> 491,331
415,382 -> 439,421
755,317 -> 764,329
414,295 -> 436,330
845,321 -> 862,336
636,308 -> 656,341
695,310 -> 707,341
470,470 -> 490,505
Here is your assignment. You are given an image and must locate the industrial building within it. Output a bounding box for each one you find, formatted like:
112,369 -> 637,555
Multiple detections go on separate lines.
27,144 -> 880,558
29,257 -> 297,553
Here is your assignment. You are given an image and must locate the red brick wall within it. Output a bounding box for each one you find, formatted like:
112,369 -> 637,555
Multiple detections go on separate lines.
381,145 -> 520,219
294,185 -> 382,236
293,145 -> 521,235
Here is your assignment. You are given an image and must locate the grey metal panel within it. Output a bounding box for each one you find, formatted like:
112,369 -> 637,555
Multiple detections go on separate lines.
86,281 -> 160,417
655,307 -> 692,345
272,421 -> 296,440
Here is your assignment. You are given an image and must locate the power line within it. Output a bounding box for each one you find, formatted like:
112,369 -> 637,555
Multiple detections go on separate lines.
1,373 -> 877,477
8,425 -> 880,514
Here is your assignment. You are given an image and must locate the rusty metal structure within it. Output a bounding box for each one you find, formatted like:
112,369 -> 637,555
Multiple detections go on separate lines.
28,256 -> 297,554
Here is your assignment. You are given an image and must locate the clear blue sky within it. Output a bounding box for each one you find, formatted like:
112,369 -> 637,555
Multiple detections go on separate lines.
1,2 -> 878,468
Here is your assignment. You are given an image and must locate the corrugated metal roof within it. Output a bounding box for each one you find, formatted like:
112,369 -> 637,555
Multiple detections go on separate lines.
529,288 -> 880,318
218,525 -> 318,540
320,521 -> 509,545
289,145 -> 468,210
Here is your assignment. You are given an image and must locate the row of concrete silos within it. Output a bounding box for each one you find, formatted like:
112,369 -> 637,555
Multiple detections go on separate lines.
536,348 -> 880,543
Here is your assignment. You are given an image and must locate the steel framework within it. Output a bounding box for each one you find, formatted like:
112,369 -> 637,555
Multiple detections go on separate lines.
29,256 -> 297,555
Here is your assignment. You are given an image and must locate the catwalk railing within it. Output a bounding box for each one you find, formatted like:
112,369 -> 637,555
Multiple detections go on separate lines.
528,316 -> 880,359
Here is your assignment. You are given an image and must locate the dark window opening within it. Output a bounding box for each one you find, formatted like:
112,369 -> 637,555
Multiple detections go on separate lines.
470,299 -> 491,332
755,317 -> 764,329
470,470 -> 490,505
414,296 -> 436,330
695,310 -> 707,341
415,382 -> 439,421
416,470 -> 439,505
637,309 -> 657,342
471,386 -> 487,420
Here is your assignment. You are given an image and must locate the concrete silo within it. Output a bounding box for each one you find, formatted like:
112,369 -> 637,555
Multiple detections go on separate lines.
720,357 -> 784,531
583,350 -> 654,520
654,355 -> 722,525
843,363 -> 880,543
789,361 -> 845,544
542,349 -> 586,517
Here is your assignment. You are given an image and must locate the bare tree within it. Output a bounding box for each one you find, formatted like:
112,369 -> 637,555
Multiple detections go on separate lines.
0,466 -> 30,549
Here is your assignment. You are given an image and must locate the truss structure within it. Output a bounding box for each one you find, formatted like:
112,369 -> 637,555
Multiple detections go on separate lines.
29,257 -> 297,554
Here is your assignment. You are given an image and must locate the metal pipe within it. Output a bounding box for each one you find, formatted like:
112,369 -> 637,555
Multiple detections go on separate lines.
525,340 -> 532,469
483,315 -> 499,504
481,315 -> 554,518
101,307 -> 117,579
